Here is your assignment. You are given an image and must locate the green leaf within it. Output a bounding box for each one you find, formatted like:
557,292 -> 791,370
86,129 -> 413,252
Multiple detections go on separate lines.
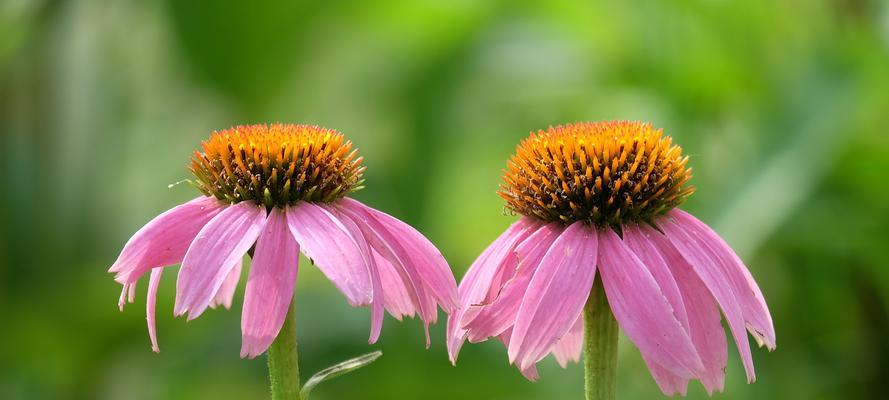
299,351 -> 382,399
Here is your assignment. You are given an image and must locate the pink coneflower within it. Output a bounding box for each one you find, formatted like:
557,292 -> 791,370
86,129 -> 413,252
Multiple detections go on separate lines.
110,124 -> 458,364
447,121 -> 775,398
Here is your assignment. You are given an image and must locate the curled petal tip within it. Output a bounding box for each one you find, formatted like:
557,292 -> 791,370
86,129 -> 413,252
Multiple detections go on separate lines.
239,348 -> 256,359
506,351 -> 518,366
751,328 -> 777,351
424,324 -> 432,349
239,339 -> 269,359
521,369 -> 539,382
172,305 -> 188,318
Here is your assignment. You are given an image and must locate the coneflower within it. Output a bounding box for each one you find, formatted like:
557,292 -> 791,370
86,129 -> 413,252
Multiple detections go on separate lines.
447,121 -> 775,399
110,124 -> 458,398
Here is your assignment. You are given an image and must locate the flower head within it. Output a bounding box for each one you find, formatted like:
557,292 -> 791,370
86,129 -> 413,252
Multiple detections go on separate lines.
448,121 -> 775,395
190,124 -> 364,206
110,123 -> 458,358
499,121 -> 693,227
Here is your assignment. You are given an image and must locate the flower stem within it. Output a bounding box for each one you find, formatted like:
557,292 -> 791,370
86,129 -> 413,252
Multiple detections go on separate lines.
268,298 -> 301,400
583,277 -> 618,400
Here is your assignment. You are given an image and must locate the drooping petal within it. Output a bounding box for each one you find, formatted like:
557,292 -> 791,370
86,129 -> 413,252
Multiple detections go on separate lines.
340,198 -> 459,313
175,202 -> 266,320
447,217 -> 541,363
373,249 -> 417,320
551,315 -> 583,368
625,225 -> 726,391
333,200 -> 434,328
670,209 -> 776,350
622,225 -> 689,330
110,196 -> 224,284
463,222 -> 563,343
286,202 -> 373,307
328,208 -> 385,344
240,208 -> 300,359
645,225 -> 727,394
660,215 -> 757,383
459,219 -> 542,324
147,267 -> 164,353
508,222 -> 598,371
210,260 -> 241,310
597,228 -> 703,379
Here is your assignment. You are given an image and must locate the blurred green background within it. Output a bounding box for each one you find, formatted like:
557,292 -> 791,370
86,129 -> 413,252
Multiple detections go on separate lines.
2,0 -> 889,399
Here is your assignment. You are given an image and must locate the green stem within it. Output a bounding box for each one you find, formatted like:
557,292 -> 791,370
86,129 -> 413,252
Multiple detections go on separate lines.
268,298 -> 301,400
583,277 -> 619,400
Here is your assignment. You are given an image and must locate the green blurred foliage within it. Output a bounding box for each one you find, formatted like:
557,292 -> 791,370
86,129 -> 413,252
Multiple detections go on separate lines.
2,0 -> 888,399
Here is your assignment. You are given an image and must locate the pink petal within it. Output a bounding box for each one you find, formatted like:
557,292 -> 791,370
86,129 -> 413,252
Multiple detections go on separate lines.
551,315 -> 583,368
508,222 -> 598,371
446,217 -> 541,363
460,218 -> 542,324
670,210 -> 776,350
625,225 -> 726,391
328,208 -> 385,344
597,228 -> 703,379
210,260 -> 241,310
463,222 -> 563,343
147,267 -> 163,353
110,196 -> 223,284
333,200 -> 434,327
660,215 -> 757,382
622,225 -> 689,331
174,202 -> 266,320
373,249 -> 417,320
645,225 -> 727,394
341,198 -> 459,313
241,208 -> 300,358
286,202 -> 373,307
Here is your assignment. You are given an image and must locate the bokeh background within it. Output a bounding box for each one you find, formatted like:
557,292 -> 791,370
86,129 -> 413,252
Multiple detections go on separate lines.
2,0 -> 889,399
